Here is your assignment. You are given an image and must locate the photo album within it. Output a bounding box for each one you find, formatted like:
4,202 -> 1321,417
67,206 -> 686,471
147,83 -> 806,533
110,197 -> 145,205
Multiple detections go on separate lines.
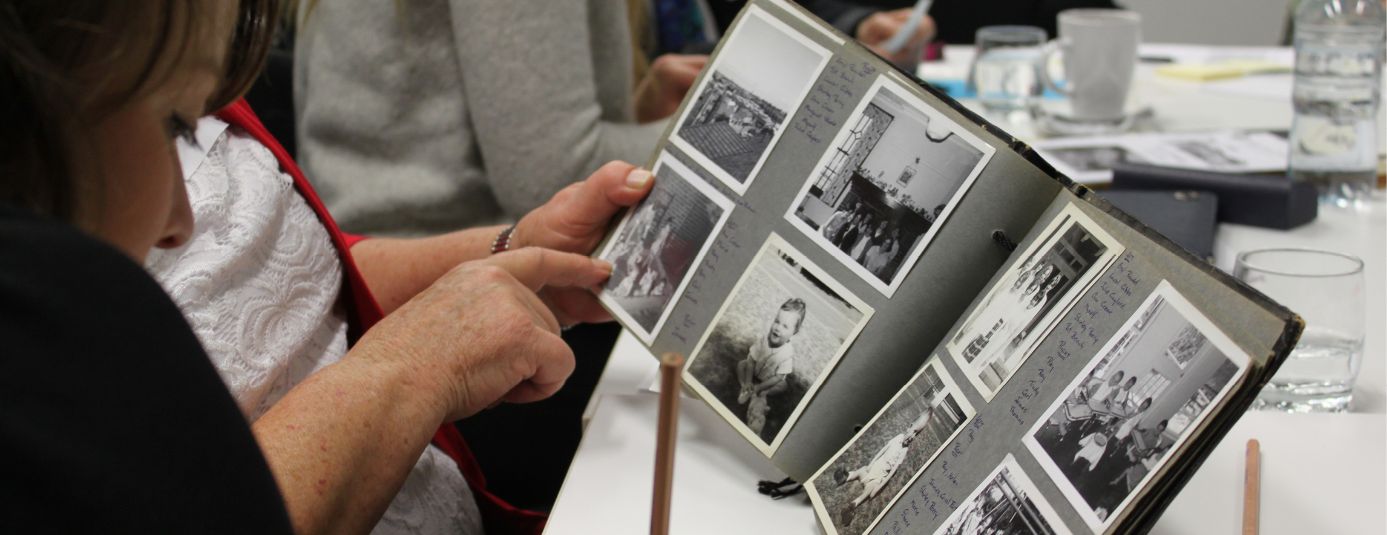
591,1 -> 1301,533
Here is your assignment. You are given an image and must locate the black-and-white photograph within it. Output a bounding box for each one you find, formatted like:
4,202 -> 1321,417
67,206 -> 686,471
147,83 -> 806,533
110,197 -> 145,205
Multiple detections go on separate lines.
946,204 -> 1122,400
597,153 -> 735,343
670,4 -> 831,194
1023,281 -> 1249,532
683,233 -> 873,454
786,76 -> 996,296
1047,145 -> 1145,173
806,359 -> 975,535
933,455 -> 1072,535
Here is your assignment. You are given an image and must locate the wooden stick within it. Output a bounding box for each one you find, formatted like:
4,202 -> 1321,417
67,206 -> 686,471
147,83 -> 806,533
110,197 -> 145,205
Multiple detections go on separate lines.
1242,439 -> 1261,535
651,353 -> 684,535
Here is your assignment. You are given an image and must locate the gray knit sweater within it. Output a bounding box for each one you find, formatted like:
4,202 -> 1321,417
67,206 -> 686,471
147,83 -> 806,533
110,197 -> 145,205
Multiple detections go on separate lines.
294,0 -> 666,235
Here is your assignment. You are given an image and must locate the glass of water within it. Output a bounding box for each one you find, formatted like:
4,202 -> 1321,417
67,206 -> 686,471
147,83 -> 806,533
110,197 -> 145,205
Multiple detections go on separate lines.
1235,248 -> 1365,412
968,25 -> 1048,112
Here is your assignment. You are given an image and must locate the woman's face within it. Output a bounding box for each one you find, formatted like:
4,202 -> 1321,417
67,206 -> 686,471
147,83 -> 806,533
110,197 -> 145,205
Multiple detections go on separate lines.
87,2 -> 237,262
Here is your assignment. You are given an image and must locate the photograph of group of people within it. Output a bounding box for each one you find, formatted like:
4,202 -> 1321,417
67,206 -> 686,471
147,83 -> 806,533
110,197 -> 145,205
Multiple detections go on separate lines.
597,153 -> 734,343
671,4 -> 831,194
1023,282 -> 1249,532
934,455 -> 1070,535
684,234 -> 873,454
946,205 -> 1122,399
806,359 -> 975,535
787,77 -> 996,296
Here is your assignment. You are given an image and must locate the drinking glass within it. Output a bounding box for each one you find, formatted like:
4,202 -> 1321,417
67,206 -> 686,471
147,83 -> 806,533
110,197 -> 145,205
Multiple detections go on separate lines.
1234,248 -> 1365,412
967,26 -> 1047,112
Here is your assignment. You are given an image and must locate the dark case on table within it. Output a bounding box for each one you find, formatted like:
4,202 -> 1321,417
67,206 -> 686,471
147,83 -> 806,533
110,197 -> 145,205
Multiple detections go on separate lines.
1098,190 -> 1219,261
1111,163 -> 1317,230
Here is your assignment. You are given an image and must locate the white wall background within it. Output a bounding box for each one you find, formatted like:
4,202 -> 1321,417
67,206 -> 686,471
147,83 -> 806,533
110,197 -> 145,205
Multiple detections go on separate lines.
1119,0 -> 1297,46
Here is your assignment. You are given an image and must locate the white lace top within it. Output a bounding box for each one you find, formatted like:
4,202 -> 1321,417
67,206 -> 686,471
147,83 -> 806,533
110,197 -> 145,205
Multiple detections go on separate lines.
147,118 -> 482,535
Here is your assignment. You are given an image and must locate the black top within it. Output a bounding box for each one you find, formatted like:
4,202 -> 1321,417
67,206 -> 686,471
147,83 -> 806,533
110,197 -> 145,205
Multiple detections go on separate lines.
0,206 -> 293,534
707,0 -> 1121,44
707,0 -> 878,36
926,0 -> 1121,44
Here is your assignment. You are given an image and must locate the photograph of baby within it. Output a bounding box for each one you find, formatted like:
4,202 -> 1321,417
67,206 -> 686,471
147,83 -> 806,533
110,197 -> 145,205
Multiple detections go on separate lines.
683,233 -> 873,454
806,358 -> 975,535
1023,281 -> 1249,532
946,204 -> 1122,400
670,4 -> 831,194
786,76 -> 996,296
597,153 -> 735,343
933,455 -> 1071,535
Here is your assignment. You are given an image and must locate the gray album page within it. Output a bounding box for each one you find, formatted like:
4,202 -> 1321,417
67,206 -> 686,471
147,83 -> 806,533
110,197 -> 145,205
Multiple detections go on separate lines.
594,0 -> 1067,480
860,195 -> 1292,535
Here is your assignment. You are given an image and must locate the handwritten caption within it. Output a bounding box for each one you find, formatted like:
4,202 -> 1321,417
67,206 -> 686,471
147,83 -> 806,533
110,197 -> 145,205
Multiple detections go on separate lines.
792,58 -> 877,144
668,220 -> 743,345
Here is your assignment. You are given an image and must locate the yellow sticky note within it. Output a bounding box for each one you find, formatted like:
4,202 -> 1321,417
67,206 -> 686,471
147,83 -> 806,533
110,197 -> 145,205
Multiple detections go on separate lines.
1156,61 -> 1291,81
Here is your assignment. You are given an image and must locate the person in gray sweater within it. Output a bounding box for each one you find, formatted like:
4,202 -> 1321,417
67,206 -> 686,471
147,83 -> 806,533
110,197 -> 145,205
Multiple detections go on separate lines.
295,0 -> 703,235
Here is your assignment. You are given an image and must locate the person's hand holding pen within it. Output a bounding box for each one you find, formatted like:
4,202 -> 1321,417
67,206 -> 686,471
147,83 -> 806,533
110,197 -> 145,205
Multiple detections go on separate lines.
855,7 -> 937,65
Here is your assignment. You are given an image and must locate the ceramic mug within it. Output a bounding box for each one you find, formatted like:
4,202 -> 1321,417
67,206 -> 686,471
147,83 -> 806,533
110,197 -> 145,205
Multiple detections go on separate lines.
1040,9 -> 1142,121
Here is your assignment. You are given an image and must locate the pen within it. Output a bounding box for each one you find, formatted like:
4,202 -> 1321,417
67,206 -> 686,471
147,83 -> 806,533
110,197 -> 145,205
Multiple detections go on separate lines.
882,0 -> 933,54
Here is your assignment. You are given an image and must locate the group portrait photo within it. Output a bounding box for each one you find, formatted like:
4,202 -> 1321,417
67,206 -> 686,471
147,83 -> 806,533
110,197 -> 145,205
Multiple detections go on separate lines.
946,204 -> 1122,399
787,77 -> 995,296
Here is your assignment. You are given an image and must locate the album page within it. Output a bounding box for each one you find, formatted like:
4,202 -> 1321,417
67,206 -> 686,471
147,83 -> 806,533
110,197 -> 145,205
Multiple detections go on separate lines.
803,194 -> 1297,535
593,0 -> 1068,478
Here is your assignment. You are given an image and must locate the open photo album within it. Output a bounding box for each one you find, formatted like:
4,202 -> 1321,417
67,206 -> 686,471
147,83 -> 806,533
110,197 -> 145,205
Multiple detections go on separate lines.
591,2 -> 1301,533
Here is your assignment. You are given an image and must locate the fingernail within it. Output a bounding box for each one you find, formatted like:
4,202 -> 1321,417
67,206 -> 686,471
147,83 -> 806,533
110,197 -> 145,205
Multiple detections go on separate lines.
594,259 -> 613,273
626,168 -> 652,189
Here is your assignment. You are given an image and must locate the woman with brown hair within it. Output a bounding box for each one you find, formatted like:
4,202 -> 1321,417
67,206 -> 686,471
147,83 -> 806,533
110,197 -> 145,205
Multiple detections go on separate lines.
0,2 -> 648,533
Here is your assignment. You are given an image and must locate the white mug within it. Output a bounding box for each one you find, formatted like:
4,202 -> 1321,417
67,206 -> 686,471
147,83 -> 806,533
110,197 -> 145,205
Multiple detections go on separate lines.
1040,9 -> 1142,121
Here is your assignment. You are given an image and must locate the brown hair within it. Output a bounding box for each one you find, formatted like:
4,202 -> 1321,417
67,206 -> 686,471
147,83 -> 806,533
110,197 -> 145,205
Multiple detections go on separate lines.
0,0 -> 281,225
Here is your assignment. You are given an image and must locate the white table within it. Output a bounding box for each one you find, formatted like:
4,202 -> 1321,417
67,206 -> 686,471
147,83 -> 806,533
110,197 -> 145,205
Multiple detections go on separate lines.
551,389 -> 1385,535
547,44 -> 1387,534
918,44 -> 1300,141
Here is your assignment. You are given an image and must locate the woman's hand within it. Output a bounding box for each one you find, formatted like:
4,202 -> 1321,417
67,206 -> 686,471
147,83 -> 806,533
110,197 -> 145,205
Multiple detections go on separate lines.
355,248 -> 613,421
512,161 -> 655,325
855,9 -> 937,65
255,248 -> 610,533
634,53 -> 708,123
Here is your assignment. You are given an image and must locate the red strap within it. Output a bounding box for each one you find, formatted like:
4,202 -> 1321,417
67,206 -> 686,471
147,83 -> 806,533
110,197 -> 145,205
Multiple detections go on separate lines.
215,99 -> 545,534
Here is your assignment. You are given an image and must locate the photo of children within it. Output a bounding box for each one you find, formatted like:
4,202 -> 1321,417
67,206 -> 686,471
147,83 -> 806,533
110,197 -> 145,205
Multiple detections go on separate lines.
1023,281 -> 1249,532
596,152 -> 735,343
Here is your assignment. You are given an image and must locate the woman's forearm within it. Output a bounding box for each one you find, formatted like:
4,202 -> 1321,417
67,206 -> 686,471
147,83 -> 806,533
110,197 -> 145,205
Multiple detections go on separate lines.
251,354 -> 449,535
351,225 -> 504,315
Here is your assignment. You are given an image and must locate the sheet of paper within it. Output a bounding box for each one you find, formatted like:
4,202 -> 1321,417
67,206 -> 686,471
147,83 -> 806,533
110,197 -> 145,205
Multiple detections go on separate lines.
1034,130 -> 1288,184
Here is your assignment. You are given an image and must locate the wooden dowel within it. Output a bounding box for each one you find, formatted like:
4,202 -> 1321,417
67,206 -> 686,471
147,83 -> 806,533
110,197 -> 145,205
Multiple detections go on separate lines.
651,353 -> 684,535
1242,439 -> 1261,535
